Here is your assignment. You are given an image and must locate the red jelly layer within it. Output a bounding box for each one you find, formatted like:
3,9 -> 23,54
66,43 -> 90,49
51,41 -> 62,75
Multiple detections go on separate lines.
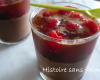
32,30 -> 98,63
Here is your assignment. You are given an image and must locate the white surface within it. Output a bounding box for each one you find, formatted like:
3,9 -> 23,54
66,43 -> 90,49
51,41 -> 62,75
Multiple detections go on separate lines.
0,0 -> 100,80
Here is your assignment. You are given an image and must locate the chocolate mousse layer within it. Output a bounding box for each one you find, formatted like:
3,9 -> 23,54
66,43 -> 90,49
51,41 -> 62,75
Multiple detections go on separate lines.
36,50 -> 91,80
0,10 -> 31,42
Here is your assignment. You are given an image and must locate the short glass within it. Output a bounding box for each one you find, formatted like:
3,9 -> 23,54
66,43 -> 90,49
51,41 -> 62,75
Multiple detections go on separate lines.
0,0 -> 31,45
30,2 -> 100,80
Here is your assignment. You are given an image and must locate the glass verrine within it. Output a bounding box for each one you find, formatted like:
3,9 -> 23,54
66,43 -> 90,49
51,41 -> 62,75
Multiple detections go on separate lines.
0,0 -> 31,45
30,2 -> 100,80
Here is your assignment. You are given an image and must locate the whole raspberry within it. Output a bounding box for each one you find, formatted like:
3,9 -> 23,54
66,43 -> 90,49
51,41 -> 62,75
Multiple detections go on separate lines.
49,30 -> 67,39
48,30 -> 66,53
49,30 -> 62,39
82,20 -> 99,34
65,22 -> 79,32
56,31 -> 67,39
58,10 -> 72,15
43,19 -> 59,32
42,12 -> 52,17
70,12 -> 83,20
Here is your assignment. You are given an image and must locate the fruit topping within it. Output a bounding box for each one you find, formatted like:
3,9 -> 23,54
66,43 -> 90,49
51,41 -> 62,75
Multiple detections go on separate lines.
43,19 -> 59,32
48,30 -> 66,53
65,22 -> 79,32
42,12 -> 52,17
58,9 -> 73,15
47,19 -> 59,28
49,30 -> 67,39
70,12 -> 84,20
49,30 -> 62,39
82,20 -> 99,34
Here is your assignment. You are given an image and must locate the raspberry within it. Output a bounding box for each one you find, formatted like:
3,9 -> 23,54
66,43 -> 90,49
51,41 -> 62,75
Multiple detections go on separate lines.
65,22 -> 79,32
48,19 -> 58,27
49,30 -> 62,39
82,20 -> 99,34
42,12 -> 52,17
48,30 -> 66,53
43,19 -> 59,32
70,12 -> 83,20
56,31 -> 67,39
58,10 -> 72,15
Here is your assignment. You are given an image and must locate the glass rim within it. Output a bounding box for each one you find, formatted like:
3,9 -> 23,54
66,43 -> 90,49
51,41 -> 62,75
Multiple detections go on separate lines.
30,2 -> 100,44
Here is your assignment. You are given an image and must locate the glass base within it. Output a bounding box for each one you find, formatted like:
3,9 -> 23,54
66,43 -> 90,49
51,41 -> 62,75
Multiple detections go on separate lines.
40,72 -> 49,80
40,71 -> 83,80
0,32 -> 30,45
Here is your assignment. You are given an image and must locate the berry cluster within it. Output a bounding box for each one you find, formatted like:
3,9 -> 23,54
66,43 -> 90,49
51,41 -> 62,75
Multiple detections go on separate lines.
40,6 -> 99,39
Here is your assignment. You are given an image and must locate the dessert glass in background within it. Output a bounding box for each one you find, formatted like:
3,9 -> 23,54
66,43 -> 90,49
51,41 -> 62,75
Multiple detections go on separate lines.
30,2 -> 100,80
0,0 -> 31,44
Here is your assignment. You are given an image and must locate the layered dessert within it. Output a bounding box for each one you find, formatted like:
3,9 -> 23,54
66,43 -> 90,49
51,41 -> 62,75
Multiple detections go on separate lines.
31,5 -> 100,80
0,0 -> 30,42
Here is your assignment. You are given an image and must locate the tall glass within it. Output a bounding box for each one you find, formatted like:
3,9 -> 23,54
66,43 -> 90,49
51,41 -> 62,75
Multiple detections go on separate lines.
0,0 -> 31,44
30,2 -> 100,80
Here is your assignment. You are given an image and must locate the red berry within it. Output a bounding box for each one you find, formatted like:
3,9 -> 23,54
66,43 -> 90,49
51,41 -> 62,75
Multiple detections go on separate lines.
82,20 -> 99,34
65,22 -> 79,32
48,30 -> 66,53
49,30 -> 62,39
58,10 -> 72,15
56,31 -> 67,39
42,12 -> 52,17
70,12 -> 83,20
43,19 -> 59,32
